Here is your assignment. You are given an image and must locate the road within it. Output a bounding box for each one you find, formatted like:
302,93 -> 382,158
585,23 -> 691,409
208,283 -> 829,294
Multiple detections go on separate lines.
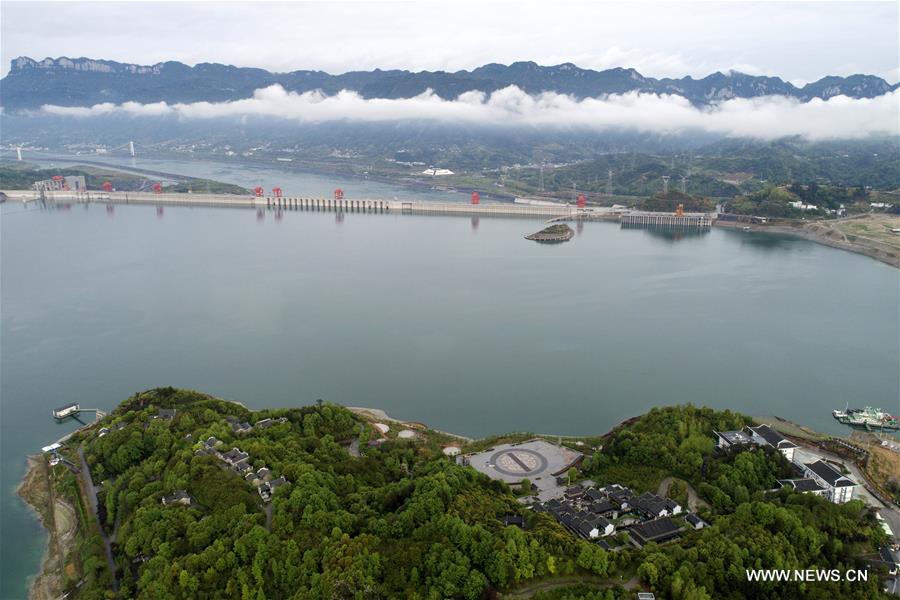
77,446 -> 120,593
793,445 -> 900,541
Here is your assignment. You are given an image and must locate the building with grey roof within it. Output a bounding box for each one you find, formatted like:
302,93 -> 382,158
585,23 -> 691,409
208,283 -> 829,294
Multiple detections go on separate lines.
803,460 -> 857,503
714,429 -> 754,449
161,490 -> 194,507
778,478 -> 827,496
747,424 -> 798,462
685,513 -> 707,529
629,517 -> 682,547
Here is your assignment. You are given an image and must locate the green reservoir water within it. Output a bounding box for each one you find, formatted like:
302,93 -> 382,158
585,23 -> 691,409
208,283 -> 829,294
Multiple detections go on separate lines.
2,158 -> 898,598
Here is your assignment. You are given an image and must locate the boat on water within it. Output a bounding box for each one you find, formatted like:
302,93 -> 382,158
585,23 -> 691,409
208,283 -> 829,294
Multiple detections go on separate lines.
832,405 -> 900,431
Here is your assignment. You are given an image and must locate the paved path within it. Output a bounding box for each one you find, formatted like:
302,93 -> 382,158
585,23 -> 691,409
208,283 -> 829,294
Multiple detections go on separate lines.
78,446 -> 119,593
264,503 -> 273,532
348,437 -> 360,458
656,476 -> 710,512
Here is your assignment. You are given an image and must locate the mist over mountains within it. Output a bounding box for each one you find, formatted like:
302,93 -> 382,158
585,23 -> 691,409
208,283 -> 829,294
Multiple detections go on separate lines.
2,56 -> 897,111
3,56 -> 897,193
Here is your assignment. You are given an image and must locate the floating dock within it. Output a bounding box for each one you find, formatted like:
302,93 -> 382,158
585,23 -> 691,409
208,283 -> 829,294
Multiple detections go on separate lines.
53,403 -> 80,420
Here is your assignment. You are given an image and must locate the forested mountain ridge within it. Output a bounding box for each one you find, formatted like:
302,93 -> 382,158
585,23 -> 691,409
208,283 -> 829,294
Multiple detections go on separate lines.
27,388 -> 891,599
2,56 -> 896,110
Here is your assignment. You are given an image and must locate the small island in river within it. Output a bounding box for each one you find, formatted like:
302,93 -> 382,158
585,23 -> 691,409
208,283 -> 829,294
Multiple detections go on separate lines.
525,223 -> 575,243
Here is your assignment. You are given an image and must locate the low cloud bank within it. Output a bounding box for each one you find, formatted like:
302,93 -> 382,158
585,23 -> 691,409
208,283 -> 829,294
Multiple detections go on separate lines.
40,84 -> 899,140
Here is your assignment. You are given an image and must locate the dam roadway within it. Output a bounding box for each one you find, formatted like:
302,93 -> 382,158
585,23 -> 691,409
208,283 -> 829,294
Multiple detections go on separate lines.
1,189 -> 714,228
1,189 -> 621,220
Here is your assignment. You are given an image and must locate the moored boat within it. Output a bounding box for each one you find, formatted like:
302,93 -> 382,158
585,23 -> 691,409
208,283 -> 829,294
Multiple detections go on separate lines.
832,405 -> 899,431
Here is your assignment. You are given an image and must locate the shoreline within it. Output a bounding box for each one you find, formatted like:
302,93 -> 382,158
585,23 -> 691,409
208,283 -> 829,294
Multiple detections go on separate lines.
17,454 -> 76,600
716,217 -> 900,268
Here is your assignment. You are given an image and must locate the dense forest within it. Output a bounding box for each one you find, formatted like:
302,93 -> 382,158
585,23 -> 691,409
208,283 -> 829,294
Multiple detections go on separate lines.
51,390 -> 890,599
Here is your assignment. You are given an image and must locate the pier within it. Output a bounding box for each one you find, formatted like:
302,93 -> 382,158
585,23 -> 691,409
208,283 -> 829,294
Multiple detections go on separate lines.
51,403 -> 106,422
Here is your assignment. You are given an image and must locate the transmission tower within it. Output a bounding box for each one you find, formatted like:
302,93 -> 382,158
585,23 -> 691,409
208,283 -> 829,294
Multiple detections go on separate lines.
607,169 -> 613,196
680,176 -> 687,194
662,175 -> 670,194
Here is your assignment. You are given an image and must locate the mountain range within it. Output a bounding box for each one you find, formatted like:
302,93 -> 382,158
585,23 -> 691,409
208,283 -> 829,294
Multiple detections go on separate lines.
1,56 -> 896,111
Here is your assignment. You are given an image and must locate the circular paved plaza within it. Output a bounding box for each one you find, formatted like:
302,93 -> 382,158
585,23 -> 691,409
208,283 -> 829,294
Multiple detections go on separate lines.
489,448 -> 548,477
465,439 -> 583,487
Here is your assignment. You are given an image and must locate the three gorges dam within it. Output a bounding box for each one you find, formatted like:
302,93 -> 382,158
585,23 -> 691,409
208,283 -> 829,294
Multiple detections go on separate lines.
1,188 -> 714,229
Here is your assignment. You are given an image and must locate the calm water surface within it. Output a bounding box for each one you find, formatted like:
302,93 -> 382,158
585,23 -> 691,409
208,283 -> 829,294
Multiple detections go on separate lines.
2,159 -> 898,598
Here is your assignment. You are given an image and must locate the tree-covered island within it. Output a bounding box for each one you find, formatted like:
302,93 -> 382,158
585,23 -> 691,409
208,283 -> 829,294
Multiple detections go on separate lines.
19,388 -> 895,599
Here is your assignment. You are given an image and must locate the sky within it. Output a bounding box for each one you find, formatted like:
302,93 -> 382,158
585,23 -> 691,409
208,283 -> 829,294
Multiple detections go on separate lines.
1,1 -> 898,83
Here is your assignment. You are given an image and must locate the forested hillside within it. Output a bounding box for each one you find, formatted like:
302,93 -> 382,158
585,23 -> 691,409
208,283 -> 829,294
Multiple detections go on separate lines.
48,390 -> 890,599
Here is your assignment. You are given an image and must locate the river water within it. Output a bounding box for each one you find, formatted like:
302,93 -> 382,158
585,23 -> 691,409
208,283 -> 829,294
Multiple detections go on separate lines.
2,156 -> 898,598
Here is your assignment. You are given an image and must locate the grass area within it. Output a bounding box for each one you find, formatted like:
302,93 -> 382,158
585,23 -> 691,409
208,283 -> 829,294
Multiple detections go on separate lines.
865,444 -> 900,503
832,214 -> 900,248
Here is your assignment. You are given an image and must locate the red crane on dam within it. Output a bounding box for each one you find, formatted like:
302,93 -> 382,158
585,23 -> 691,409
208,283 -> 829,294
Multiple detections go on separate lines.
272,187 -> 283,198
102,181 -> 113,192
334,188 -> 344,200
577,193 -> 586,208
254,186 -> 264,197
471,191 -> 480,205
152,182 -> 163,194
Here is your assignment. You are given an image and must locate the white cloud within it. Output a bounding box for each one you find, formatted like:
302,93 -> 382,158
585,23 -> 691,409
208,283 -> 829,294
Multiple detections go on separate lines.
40,85 -> 900,141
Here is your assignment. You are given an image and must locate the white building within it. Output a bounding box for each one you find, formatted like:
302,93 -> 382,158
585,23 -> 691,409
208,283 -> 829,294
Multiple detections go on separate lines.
34,175 -> 87,192
714,429 -> 754,450
788,200 -> 818,211
715,425 -> 797,463
803,460 -> 857,504
747,424 -> 798,462
421,168 -> 454,176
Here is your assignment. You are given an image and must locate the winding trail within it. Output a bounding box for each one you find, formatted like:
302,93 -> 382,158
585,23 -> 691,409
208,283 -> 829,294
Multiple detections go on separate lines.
656,476 -> 710,512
